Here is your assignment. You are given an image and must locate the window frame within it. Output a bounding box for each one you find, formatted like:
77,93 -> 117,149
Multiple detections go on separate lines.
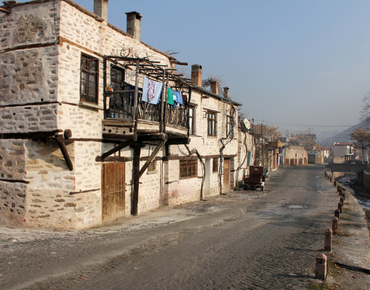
80,54 -> 99,104
179,159 -> 198,179
226,115 -> 233,137
148,161 -> 156,172
188,106 -> 195,135
207,110 -> 217,137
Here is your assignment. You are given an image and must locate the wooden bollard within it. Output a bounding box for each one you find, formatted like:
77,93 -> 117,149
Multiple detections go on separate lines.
338,188 -> 342,195
315,253 -> 328,280
332,217 -> 339,234
340,197 -> 344,204
334,209 -> 340,220
337,185 -> 340,192
338,202 -> 342,213
334,180 -> 336,186
341,193 -> 345,201
324,228 -> 332,252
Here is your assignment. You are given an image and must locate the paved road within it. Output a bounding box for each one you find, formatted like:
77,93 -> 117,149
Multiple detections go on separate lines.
1,165 -> 337,289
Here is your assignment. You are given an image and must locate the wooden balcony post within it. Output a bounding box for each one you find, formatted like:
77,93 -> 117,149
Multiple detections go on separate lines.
133,59 -> 140,121
131,143 -> 141,216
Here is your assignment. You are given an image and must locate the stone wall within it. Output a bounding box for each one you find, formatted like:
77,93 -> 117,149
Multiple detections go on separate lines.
0,140 -> 27,225
1,2 -> 60,133
0,1 -> 58,50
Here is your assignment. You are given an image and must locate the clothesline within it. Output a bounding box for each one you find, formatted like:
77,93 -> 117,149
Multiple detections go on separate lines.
141,76 -> 184,109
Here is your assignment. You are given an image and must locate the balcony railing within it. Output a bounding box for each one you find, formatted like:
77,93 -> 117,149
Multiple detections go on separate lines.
105,90 -> 189,129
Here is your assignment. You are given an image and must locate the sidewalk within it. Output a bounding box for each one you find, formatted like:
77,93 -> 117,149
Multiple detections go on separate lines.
0,193 -> 237,243
324,182 -> 370,290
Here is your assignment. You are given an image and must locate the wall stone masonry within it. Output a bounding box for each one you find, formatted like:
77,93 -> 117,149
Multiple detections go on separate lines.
0,104 -> 58,133
0,182 -> 26,225
0,1 -> 59,50
0,47 -> 59,107
0,139 -> 26,180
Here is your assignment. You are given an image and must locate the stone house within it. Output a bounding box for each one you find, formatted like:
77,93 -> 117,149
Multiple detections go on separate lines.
282,146 -> 308,166
329,142 -> 354,160
0,0 -> 254,229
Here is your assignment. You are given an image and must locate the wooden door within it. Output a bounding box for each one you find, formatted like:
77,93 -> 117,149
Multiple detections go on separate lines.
223,159 -> 230,191
102,163 -> 125,222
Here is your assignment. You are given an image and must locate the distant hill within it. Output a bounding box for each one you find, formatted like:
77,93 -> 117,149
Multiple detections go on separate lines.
319,121 -> 368,147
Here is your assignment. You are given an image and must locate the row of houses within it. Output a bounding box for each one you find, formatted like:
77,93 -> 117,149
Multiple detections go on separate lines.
3,0 -> 343,230
0,0 -> 256,229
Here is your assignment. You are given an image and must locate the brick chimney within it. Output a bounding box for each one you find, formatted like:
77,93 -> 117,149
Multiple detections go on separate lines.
210,81 -> 219,95
126,11 -> 142,41
94,0 -> 109,21
191,64 -> 202,87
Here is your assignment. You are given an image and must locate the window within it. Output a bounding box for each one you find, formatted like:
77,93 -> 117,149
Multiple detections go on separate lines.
226,115 -> 232,137
188,106 -> 195,135
207,111 -> 217,136
80,54 -> 99,104
111,67 -> 125,90
213,158 -> 218,173
180,159 -> 197,179
148,161 -> 156,172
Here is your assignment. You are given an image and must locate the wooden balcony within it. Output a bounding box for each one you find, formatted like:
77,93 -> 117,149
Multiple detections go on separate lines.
102,91 -> 189,141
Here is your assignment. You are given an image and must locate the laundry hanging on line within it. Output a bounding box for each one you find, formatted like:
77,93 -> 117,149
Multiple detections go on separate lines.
172,90 -> 184,109
142,77 -> 163,105
167,87 -> 174,105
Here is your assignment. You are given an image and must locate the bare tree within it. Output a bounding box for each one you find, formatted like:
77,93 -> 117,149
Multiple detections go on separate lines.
350,127 -> 370,162
361,92 -> 370,124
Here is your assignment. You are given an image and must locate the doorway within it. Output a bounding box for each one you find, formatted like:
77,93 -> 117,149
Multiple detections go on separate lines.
102,162 -> 126,222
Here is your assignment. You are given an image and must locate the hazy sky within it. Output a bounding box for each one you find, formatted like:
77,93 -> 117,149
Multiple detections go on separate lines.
16,0 -> 370,136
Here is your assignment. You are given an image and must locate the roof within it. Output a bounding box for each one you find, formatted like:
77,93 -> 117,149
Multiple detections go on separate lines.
317,146 -> 330,150
192,85 -> 243,107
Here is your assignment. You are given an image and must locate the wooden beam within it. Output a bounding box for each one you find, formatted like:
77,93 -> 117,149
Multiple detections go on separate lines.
95,156 -> 132,162
0,130 -> 61,139
131,145 -> 141,216
102,133 -> 135,141
0,178 -> 30,184
100,139 -> 135,159
56,136 -> 73,171
137,133 -> 167,142
138,140 -> 166,178
166,138 -> 190,145
0,7 -> 11,14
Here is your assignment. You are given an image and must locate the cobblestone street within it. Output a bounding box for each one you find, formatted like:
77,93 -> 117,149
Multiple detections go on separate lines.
1,165 -> 370,289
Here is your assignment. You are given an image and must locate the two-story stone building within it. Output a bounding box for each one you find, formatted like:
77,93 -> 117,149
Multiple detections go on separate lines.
0,0 -> 254,229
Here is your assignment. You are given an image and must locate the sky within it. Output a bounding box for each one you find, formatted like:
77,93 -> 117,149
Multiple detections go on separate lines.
16,0 -> 370,139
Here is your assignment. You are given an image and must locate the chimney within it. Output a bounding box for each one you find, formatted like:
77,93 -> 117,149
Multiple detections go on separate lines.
210,81 -> 219,95
126,11 -> 143,41
191,64 -> 202,87
223,87 -> 230,98
94,0 -> 109,21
